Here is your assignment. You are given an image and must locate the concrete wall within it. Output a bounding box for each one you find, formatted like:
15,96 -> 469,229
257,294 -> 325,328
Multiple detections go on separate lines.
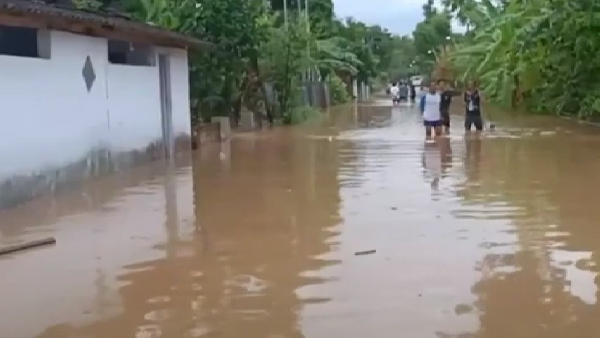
0,30 -> 192,209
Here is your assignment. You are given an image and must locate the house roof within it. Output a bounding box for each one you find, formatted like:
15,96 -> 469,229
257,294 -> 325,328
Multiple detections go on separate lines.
0,0 -> 214,50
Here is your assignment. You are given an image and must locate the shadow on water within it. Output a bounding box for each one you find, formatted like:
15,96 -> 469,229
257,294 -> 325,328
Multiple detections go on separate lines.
3,99 -> 600,337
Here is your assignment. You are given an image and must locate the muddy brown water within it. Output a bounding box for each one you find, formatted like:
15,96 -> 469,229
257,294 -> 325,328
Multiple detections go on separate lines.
2,100 -> 600,338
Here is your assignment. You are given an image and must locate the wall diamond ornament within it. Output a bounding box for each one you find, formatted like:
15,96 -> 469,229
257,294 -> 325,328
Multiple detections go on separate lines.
82,56 -> 96,92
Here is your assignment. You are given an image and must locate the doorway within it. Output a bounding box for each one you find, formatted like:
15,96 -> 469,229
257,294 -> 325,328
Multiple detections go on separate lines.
158,54 -> 174,159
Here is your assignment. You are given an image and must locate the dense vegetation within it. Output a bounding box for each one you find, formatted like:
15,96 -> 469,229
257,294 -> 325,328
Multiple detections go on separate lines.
114,0 -> 419,125
442,0 -> 600,119
411,0 -> 453,80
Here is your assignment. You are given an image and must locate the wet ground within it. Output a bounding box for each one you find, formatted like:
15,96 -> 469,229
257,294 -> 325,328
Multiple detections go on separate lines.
2,99 -> 600,338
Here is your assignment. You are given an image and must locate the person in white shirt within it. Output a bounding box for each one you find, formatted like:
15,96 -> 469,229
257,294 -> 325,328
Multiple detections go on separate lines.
419,81 -> 442,138
389,82 -> 400,105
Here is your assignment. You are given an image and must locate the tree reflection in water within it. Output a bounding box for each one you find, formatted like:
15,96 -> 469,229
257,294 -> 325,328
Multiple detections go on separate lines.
38,130 -> 343,338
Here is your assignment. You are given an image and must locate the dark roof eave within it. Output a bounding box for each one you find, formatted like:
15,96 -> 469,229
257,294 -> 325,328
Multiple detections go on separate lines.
0,0 -> 215,51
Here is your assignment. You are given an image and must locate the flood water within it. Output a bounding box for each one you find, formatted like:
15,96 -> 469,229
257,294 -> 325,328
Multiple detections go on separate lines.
2,100 -> 600,338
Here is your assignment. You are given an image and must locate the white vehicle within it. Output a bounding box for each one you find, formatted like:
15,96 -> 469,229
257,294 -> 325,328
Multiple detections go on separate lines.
411,76 -> 423,87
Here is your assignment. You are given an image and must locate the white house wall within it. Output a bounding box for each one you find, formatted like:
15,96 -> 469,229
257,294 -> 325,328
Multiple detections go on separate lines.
106,63 -> 162,153
0,31 -> 109,180
157,47 -> 191,138
0,30 -> 192,209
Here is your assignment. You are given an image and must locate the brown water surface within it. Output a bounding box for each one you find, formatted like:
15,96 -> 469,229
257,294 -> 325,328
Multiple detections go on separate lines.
2,100 -> 600,338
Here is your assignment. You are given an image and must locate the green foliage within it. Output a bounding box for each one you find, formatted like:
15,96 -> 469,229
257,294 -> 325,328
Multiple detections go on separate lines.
328,74 -> 350,104
386,36 -> 417,80
312,36 -> 361,78
446,0 -> 600,120
72,0 -> 102,10
412,11 -> 452,76
286,106 -> 322,125
121,0 -> 410,125
262,16 -> 311,119
122,0 -> 200,32
306,0 -> 336,39
193,0 -> 270,121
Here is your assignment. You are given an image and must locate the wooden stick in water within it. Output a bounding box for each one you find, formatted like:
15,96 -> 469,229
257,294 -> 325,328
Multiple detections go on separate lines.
0,237 -> 56,256
355,249 -> 377,256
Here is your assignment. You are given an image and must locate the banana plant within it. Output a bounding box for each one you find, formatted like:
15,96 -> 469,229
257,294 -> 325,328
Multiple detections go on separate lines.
128,0 -> 200,32
449,0 -> 547,105
311,36 -> 362,78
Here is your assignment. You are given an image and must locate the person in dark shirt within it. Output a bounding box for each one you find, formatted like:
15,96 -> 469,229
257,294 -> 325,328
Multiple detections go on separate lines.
464,80 -> 483,132
438,79 -> 455,134
409,81 -> 416,102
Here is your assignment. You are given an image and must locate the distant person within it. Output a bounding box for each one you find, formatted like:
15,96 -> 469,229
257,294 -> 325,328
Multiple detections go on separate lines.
409,81 -> 416,102
390,82 -> 400,105
398,82 -> 409,102
419,81 -> 442,138
438,79 -> 455,134
464,81 -> 483,132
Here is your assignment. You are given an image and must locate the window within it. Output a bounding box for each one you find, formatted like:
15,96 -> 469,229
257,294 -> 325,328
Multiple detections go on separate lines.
108,39 -> 154,66
0,25 -> 50,59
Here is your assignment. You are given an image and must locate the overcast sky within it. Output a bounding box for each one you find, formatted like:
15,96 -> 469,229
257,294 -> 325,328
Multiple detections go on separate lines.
332,0 -> 463,36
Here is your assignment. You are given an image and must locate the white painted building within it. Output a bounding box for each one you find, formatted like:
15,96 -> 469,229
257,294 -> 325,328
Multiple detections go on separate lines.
0,0 -> 211,209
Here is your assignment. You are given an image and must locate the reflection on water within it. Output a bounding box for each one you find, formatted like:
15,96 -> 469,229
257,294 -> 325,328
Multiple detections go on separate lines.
1,102 -> 600,337
464,134 -> 482,184
421,137 -> 453,191
423,141 -> 442,191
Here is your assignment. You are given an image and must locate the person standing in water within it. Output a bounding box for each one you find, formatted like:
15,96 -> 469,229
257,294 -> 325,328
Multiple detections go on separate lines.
398,81 -> 409,102
409,81 -> 416,103
390,82 -> 400,105
464,80 -> 483,132
438,79 -> 455,134
419,81 -> 442,138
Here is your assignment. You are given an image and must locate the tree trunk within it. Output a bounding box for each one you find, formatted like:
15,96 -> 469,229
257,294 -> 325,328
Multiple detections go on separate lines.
512,75 -> 521,109
250,50 -> 274,127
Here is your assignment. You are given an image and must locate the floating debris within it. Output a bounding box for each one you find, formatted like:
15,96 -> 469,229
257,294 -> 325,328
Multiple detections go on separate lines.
355,250 -> 376,256
0,237 -> 56,256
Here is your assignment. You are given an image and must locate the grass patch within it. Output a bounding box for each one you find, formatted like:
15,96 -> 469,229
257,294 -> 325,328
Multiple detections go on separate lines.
283,106 -> 323,125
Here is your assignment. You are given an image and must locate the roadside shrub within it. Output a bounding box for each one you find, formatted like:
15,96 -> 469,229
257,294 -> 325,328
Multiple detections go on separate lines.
284,106 -> 322,125
328,74 -> 350,104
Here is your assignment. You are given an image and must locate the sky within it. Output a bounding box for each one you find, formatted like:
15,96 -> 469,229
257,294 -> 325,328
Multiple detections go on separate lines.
332,0 -> 463,36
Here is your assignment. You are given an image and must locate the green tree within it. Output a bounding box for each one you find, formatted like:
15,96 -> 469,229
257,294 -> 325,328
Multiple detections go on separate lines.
412,12 -> 452,76
386,36 -> 417,80
307,0 -> 336,39
121,0 -> 409,124
447,0 -> 600,120
422,0 -> 437,20
261,16 -> 312,122
123,0 -> 272,123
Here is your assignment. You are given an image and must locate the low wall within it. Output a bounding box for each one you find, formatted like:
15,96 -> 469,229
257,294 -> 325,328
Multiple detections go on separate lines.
191,122 -> 221,149
0,118 -> 234,211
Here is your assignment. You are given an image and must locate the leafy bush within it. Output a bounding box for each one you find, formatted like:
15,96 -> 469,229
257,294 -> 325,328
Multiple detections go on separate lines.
447,0 -> 600,120
284,106 -> 322,125
328,74 -> 350,104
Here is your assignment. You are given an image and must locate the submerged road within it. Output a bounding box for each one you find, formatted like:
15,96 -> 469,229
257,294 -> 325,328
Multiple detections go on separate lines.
2,100 -> 600,337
